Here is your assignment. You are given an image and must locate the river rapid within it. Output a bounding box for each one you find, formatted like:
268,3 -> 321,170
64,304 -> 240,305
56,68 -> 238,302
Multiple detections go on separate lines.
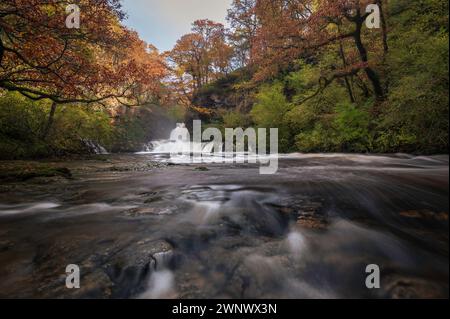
0,153 -> 448,299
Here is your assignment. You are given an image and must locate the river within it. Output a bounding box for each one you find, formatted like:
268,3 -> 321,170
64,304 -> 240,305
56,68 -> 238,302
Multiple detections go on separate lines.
0,152 -> 448,298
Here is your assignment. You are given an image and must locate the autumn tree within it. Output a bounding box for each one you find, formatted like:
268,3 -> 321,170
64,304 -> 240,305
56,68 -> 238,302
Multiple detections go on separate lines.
227,0 -> 258,68
252,0 -> 389,102
169,19 -> 234,94
0,0 -> 166,137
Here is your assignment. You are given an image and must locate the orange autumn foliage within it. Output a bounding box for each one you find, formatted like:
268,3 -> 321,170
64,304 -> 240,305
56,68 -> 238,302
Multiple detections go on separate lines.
0,0 -> 167,105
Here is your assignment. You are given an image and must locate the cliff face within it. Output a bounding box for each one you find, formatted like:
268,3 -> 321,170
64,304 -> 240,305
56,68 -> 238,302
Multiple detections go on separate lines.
194,92 -> 238,109
192,69 -> 255,113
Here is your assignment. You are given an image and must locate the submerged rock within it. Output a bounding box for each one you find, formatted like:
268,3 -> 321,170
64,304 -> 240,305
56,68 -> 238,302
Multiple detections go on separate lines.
399,209 -> 449,222
383,275 -> 448,299
123,206 -> 175,217
104,240 -> 174,298
270,197 -> 329,230
105,162 -> 166,172
0,165 -> 72,182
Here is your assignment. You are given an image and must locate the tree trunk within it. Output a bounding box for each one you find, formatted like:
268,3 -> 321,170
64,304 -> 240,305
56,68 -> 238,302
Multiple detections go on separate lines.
377,0 -> 389,55
377,0 -> 390,95
42,102 -> 57,140
0,29 -> 4,67
353,20 -> 385,100
338,41 -> 356,103
355,76 -> 370,98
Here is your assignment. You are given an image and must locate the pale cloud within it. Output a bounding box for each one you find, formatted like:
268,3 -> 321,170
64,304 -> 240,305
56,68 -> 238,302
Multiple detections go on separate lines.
122,0 -> 232,52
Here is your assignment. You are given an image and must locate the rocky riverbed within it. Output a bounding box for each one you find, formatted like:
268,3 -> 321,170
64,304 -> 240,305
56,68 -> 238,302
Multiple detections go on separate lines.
0,154 -> 448,298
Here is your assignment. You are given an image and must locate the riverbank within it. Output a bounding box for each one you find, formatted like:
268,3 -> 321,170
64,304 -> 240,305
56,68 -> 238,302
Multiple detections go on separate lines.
0,154 -> 168,181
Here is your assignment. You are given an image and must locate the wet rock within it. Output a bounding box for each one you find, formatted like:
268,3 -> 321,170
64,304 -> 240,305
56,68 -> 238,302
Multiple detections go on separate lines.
230,209 -> 286,238
0,240 -> 14,252
166,226 -> 220,251
383,275 -> 448,299
296,215 -> 328,230
141,190 -> 175,203
25,237 -> 112,298
144,196 -> 163,204
123,206 -> 174,217
0,165 -> 72,182
400,209 -> 448,222
124,207 -> 156,217
195,166 -> 209,172
294,202 -> 329,230
271,198 -> 328,230
231,254 -> 288,298
104,240 -> 174,298
104,162 -> 166,173
64,269 -> 114,299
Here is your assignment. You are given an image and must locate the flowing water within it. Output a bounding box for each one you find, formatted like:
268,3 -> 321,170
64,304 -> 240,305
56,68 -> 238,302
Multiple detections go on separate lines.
0,128 -> 448,299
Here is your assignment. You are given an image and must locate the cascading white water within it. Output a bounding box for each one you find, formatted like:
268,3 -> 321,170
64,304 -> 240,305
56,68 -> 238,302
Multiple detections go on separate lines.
82,139 -> 109,154
141,123 -> 223,155
138,123 -> 281,167
170,123 -> 189,141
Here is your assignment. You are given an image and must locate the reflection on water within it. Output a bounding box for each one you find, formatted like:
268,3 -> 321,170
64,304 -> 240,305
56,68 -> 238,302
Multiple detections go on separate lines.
0,153 -> 448,299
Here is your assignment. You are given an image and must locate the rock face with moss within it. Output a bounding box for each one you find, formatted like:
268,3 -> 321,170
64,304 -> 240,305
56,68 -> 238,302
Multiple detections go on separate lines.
192,69 -> 255,111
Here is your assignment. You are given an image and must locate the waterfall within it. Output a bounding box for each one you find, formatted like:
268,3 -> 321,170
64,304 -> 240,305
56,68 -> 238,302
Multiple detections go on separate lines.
141,123 -> 223,154
82,139 -> 109,154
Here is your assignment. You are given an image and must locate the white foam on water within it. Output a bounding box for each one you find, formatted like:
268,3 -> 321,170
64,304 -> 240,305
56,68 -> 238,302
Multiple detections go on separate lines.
42,203 -> 136,220
0,202 -> 60,216
138,270 -> 175,299
287,231 -> 307,256
138,123 -> 264,164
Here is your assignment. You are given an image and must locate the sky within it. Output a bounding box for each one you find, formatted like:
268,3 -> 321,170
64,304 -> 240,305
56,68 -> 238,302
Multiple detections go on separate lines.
121,0 -> 233,52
